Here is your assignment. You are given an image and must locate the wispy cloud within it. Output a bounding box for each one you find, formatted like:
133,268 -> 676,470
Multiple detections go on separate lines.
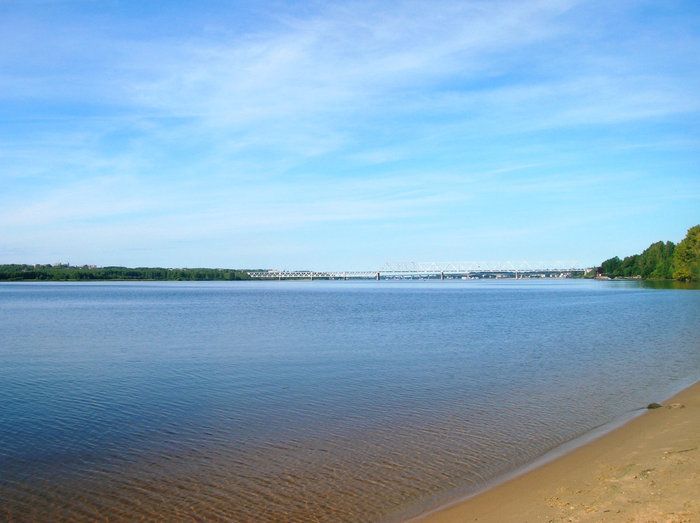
1,0 -> 699,267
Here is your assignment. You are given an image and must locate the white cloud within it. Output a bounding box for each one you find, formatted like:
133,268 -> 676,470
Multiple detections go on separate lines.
1,0 -> 699,267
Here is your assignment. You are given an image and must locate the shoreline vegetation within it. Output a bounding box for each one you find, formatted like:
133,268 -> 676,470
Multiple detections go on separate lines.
596,224 -> 700,282
1,224 -> 697,282
417,380 -> 700,522
0,265 -> 251,281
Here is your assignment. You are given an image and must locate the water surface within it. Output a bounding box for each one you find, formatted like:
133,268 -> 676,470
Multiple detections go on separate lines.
1,280 -> 699,521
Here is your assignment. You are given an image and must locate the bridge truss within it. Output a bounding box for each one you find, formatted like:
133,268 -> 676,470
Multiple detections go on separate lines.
247,261 -> 587,280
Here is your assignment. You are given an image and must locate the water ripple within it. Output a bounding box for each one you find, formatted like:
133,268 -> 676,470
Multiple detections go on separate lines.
1,281 -> 699,521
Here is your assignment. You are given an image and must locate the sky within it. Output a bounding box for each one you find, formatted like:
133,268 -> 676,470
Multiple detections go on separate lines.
1,0 -> 699,270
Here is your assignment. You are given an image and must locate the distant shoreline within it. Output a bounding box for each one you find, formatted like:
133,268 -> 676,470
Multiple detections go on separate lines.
0,264 -> 251,282
0,264 -> 588,282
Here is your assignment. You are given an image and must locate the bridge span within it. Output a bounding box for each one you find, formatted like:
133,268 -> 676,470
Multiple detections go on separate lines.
247,261 -> 588,280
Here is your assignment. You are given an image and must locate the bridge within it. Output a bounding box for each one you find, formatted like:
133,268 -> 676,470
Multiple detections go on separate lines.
247,261 -> 589,280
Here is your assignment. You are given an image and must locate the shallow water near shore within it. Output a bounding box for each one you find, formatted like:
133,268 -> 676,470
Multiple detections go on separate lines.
1,279 -> 699,521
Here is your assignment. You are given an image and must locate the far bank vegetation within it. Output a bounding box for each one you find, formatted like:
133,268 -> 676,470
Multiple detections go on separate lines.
599,225 -> 700,281
0,265 -> 251,282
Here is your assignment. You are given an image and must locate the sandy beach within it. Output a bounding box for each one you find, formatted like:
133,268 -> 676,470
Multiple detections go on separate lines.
418,381 -> 700,522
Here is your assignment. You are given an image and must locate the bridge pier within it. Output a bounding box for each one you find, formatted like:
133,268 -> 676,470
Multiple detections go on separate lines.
376,272 -> 380,281
440,271 -> 444,280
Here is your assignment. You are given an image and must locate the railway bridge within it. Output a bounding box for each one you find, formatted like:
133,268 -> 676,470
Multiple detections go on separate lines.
247,261 -> 588,280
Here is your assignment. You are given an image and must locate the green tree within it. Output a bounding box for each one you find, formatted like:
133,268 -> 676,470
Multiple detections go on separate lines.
620,254 -> 640,277
601,256 -> 622,276
673,225 -> 700,281
638,241 -> 676,279
0,264 -> 252,281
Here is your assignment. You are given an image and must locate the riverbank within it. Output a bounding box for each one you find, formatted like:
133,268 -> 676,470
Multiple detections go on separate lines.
417,381 -> 700,522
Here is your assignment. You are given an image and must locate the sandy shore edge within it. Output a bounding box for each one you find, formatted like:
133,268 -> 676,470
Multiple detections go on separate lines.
415,380 -> 700,522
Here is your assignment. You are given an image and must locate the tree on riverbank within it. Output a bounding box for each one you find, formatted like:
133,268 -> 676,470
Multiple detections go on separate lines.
599,241 -> 675,279
0,265 -> 251,281
598,225 -> 700,281
672,225 -> 700,281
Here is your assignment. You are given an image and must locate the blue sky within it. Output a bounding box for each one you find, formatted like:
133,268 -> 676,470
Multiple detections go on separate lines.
1,0 -> 698,270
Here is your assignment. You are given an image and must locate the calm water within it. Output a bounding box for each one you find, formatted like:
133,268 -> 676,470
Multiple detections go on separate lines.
1,280 -> 699,521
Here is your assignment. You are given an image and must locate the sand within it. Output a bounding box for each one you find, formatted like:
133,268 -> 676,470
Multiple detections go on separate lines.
417,381 -> 700,522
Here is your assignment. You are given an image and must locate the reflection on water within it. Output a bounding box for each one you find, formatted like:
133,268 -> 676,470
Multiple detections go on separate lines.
1,280 -> 699,521
635,279 -> 700,290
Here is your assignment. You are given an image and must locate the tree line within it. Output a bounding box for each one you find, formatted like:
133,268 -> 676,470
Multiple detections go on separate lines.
599,225 -> 700,281
0,265 -> 251,281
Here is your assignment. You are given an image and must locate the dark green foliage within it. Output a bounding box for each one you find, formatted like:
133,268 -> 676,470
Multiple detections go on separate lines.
673,225 -> 700,281
641,241 -> 676,279
601,242 -> 674,278
0,264 -> 251,281
598,225 -> 699,281
620,253 -> 641,277
600,256 -> 622,276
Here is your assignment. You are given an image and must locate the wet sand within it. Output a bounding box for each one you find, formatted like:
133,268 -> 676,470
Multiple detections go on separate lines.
418,381 -> 700,522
